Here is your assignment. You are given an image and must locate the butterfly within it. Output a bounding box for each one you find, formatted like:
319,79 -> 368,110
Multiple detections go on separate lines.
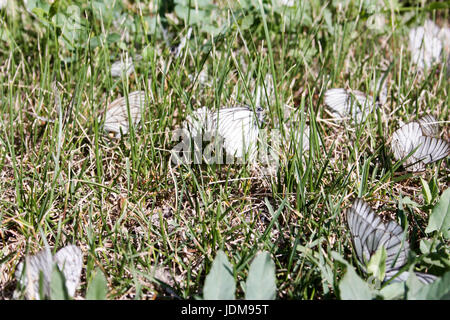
110,56 -> 135,78
15,244 -> 83,300
390,115 -> 450,172
346,199 -> 437,285
101,91 -> 147,138
324,88 -> 379,122
409,20 -> 444,70
184,105 -> 264,160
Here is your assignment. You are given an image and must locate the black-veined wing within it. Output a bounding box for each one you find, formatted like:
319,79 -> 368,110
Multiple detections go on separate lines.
418,115 -> 439,137
346,199 -> 409,271
391,120 -> 449,172
209,106 -> 263,159
324,88 -> 375,122
385,269 -> 438,285
414,136 -> 450,167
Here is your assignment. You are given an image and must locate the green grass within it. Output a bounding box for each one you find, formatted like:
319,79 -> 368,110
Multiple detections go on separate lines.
0,0 -> 449,300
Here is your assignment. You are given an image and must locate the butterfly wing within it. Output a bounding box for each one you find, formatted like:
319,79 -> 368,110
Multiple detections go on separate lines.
392,120 -> 449,172
324,88 -> 351,118
385,269 -> 438,285
324,89 -> 374,121
103,91 -> 146,137
348,200 -> 438,285
346,199 -> 409,272
53,245 -> 83,298
184,106 -> 212,139
15,249 -> 53,300
381,221 -> 410,270
414,136 -> 450,166
409,20 -> 443,69
414,272 -> 438,284
346,199 -> 385,266
418,115 -> 439,137
391,122 -> 424,171
351,90 -> 375,122
212,107 -> 260,159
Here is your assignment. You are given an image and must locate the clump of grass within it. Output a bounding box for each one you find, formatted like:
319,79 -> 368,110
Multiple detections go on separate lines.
0,0 -> 448,300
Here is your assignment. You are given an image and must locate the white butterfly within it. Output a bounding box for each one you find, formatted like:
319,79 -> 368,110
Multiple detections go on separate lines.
324,88 -> 378,122
391,116 -> 449,172
15,245 -> 83,300
101,91 -> 147,138
346,199 -> 437,285
110,56 -> 134,78
409,20 -> 444,70
184,105 -> 264,160
184,106 -> 212,139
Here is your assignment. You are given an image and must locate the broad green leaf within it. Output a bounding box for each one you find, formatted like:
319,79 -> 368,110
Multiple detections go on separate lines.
203,250 -> 235,300
86,269 -> 108,300
425,188 -> 450,238
107,33 -> 121,44
240,15 -> 254,30
245,251 -> 277,300
26,0 -> 50,14
339,266 -> 374,300
420,238 -> 433,255
175,5 -> 208,25
411,271 -> 450,300
367,246 -> 387,282
378,282 -> 405,300
404,271 -> 426,299
50,266 -> 69,300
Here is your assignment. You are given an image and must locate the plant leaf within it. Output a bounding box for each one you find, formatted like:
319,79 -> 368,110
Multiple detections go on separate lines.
86,269 -> 108,300
339,266 -> 374,300
411,271 -> 450,300
245,251 -> 277,300
367,246 -> 387,282
50,266 -> 69,300
203,250 -> 235,300
425,188 -> 450,238
378,282 -> 405,300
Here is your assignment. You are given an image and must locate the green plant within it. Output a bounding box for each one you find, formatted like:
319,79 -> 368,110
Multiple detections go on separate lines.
202,250 -> 277,300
